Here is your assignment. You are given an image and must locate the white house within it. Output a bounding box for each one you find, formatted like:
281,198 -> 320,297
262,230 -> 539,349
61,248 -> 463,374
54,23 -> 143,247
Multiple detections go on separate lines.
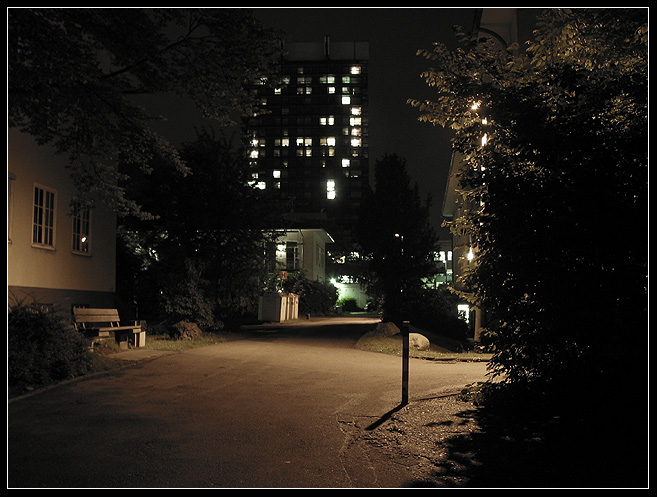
272,228 -> 333,283
8,128 -> 117,312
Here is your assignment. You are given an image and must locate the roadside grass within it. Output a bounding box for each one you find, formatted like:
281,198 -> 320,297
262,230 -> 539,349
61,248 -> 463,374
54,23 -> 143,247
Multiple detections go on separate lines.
356,334 -> 492,361
87,331 -> 243,364
141,331 -> 244,351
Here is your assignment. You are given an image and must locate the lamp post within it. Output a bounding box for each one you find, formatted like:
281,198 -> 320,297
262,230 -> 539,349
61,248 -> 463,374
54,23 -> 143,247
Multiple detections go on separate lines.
394,233 -> 410,405
401,320 -> 410,405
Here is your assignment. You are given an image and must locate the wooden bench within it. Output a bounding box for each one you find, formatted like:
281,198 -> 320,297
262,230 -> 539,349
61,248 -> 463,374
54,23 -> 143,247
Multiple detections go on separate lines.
73,308 -> 145,348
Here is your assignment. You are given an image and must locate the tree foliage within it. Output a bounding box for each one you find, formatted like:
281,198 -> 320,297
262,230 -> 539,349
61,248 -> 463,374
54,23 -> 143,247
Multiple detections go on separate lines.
118,130 -> 285,327
357,153 -> 439,325
8,8 -> 283,218
411,9 -> 647,390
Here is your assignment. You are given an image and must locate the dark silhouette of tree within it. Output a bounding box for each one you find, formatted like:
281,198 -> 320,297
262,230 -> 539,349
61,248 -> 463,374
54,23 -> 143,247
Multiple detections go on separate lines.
357,153 -> 439,326
118,129 -> 284,326
8,8 -> 283,218
412,9 -> 647,397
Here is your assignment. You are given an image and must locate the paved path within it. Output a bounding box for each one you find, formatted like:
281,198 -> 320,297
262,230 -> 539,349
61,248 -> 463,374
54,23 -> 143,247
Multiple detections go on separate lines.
8,316 -> 488,488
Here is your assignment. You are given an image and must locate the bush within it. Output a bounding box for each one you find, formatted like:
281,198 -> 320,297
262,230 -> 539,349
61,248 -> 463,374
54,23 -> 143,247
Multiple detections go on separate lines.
401,286 -> 469,342
8,304 -> 94,392
282,271 -> 338,315
336,297 -> 361,312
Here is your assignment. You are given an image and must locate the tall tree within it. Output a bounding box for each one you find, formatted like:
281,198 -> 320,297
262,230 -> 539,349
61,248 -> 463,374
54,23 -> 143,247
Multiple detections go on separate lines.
357,153 -> 439,325
8,8 -> 283,218
118,129 -> 284,326
411,9 -> 647,394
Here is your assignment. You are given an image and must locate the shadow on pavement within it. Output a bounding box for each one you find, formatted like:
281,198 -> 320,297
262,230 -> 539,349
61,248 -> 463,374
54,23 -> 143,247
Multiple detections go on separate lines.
424,397 -> 648,488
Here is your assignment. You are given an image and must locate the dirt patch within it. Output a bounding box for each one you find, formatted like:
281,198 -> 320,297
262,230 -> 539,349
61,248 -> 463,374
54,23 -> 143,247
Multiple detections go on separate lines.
356,393 -> 648,488
356,395 -> 481,486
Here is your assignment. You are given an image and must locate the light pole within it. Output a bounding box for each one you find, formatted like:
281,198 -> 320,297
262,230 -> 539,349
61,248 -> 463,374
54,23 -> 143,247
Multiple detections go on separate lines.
395,233 -> 410,405
401,320 -> 410,405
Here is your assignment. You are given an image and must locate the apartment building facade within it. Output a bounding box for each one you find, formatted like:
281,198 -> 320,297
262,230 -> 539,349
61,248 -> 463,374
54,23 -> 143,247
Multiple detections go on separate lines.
245,38 -> 370,236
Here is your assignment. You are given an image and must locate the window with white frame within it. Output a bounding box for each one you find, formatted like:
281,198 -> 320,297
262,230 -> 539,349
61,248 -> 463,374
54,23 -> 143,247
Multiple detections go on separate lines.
32,185 -> 56,248
72,200 -> 91,254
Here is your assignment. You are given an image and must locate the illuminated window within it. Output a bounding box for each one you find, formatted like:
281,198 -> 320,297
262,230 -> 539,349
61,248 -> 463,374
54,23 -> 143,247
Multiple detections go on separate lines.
320,137 -> 336,147
350,65 -> 361,75
351,107 -> 361,116
351,128 -> 361,136
326,180 -> 336,199
320,75 -> 335,84
250,150 -> 259,158
342,159 -> 350,168
341,96 -> 351,105
320,116 -> 335,126
342,76 -> 351,84
286,242 -> 299,270
351,138 -> 361,147
350,117 -> 361,126
72,201 -> 90,254
274,87 -> 282,95
328,87 -> 336,94
272,170 -> 281,179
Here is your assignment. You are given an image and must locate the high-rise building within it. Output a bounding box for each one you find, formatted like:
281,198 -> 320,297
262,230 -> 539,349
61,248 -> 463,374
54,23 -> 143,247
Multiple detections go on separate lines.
244,37 -> 369,239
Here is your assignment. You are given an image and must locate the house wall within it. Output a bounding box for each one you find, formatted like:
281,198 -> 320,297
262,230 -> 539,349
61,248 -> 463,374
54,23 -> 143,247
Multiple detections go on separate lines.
274,229 -> 331,283
8,129 -> 117,312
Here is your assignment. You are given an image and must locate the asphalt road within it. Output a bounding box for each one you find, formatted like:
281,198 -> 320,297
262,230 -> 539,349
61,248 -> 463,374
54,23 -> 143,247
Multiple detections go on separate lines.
8,316 -> 489,488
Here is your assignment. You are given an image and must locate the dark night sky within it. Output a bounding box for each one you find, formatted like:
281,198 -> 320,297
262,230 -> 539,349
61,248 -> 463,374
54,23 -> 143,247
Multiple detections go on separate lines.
252,7 -> 479,238
152,8 -> 480,238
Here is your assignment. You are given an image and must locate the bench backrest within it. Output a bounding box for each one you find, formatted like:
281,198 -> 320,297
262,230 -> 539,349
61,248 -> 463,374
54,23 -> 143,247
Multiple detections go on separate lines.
73,308 -> 121,328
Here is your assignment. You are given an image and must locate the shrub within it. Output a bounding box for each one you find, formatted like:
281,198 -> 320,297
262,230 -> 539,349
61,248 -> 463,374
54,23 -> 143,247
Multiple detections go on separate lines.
8,303 -> 94,392
336,297 -> 361,312
401,286 -> 469,342
282,271 -> 338,315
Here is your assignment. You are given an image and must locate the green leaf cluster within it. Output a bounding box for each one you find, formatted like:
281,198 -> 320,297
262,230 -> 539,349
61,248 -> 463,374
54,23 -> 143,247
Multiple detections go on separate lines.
8,8 -> 284,218
413,9 -> 647,391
